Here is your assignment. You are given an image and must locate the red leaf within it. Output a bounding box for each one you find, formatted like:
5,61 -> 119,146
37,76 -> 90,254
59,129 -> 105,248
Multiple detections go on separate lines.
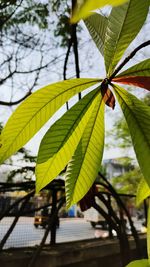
101,85 -> 115,109
113,76 -> 150,91
79,184 -> 98,212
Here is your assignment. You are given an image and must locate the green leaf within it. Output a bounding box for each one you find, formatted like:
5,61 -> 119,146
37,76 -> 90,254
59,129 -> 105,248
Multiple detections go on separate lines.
36,88 -> 100,192
71,0 -> 128,23
125,259 -> 149,267
65,95 -> 105,208
84,12 -> 108,56
0,78 -> 100,164
115,59 -> 150,78
114,85 -> 150,187
136,178 -> 150,207
104,0 -> 149,76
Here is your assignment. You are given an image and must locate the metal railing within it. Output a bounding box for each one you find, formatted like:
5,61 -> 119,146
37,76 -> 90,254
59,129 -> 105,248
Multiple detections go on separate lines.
0,175 -> 147,267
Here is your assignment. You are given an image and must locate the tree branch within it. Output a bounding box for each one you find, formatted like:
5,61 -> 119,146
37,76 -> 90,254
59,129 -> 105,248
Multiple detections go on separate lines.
109,40 -> 150,81
72,0 -> 81,100
63,37 -> 73,80
0,90 -> 32,106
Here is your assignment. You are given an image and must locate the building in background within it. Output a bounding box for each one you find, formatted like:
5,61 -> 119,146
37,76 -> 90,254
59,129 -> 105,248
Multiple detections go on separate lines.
103,157 -> 135,179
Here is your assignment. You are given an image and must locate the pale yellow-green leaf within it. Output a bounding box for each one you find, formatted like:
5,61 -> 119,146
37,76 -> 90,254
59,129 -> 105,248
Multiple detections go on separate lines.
65,95 -> 105,208
104,0 -> 149,76
125,259 -> 149,267
84,12 -> 108,56
136,178 -> 150,207
0,78 -> 100,164
36,89 -> 100,192
114,85 -> 150,187
71,0 -> 128,23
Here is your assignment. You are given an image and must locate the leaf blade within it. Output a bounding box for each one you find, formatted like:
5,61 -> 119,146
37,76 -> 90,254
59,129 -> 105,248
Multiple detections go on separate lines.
115,59 -> 150,78
113,76 -> 150,91
104,0 -> 149,75
125,260 -> 149,267
114,85 -> 150,187
101,85 -> 115,109
65,95 -> 105,207
71,0 -> 128,23
36,88 -> 100,192
0,78 -> 100,163
136,178 -> 150,207
113,59 -> 150,91
84,12 -> 108,56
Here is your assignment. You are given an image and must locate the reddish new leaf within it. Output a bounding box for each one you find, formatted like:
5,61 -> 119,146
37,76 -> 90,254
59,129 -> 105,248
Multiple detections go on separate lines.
101,84 -> 115,109
113,76 -> 150,91
79,184 -> 98,212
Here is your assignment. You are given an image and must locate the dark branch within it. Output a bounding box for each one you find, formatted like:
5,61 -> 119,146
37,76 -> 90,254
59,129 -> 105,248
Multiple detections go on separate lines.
72,0 -> 80,100
63,38 -> 72,110
0,90 -> 32,106
109,40 -> 150,81
63,38 -> 73,81
72,23 -> 81,99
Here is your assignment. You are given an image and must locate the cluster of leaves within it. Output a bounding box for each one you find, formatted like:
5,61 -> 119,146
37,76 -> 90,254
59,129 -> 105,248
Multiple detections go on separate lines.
126,260 -> 150,267
0,0 -> 150,207
71,0 -> 128,23
0,1 -> 150,266
109,93 -> 150,149
112,167 -> 142,195
51,0 -> 82,48
0,0 -> 80,110
0,0 -> 149,211
51,0 -> 72,47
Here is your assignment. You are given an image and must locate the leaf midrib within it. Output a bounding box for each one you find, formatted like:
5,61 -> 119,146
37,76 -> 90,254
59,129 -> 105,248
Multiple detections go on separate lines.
38,88 -> 99,164
85,15 -> 107,49
114,85 -> 150,148
69,98 -> 103,205
117,68 -> 150,77
38,90 -> 100,187
107,1 -> 130,74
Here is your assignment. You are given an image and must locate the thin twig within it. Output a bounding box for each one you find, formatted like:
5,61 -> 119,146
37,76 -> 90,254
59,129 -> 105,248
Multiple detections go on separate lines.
109,40 -> 150,80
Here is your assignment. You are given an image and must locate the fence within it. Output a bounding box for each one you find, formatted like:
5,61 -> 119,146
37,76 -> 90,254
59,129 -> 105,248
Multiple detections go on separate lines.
0,173 -> 148,267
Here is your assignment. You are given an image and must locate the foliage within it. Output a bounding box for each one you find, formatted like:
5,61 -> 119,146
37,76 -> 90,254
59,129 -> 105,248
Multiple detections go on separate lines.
0,0 -> 80,108
136,178 -> 150,207
0,2 -> 150,266
0,0 -> 50,107
71,0 -> 128,23
109,93 -> 150,150
0,0 -> 49,30
114,86 -> 150,188
111,167 -> 143,195
6,147 -> 35,183
0,0 -> 149,212
113,60 -> 150,90
51,0 -> 71,47
126,260 -> 150,267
